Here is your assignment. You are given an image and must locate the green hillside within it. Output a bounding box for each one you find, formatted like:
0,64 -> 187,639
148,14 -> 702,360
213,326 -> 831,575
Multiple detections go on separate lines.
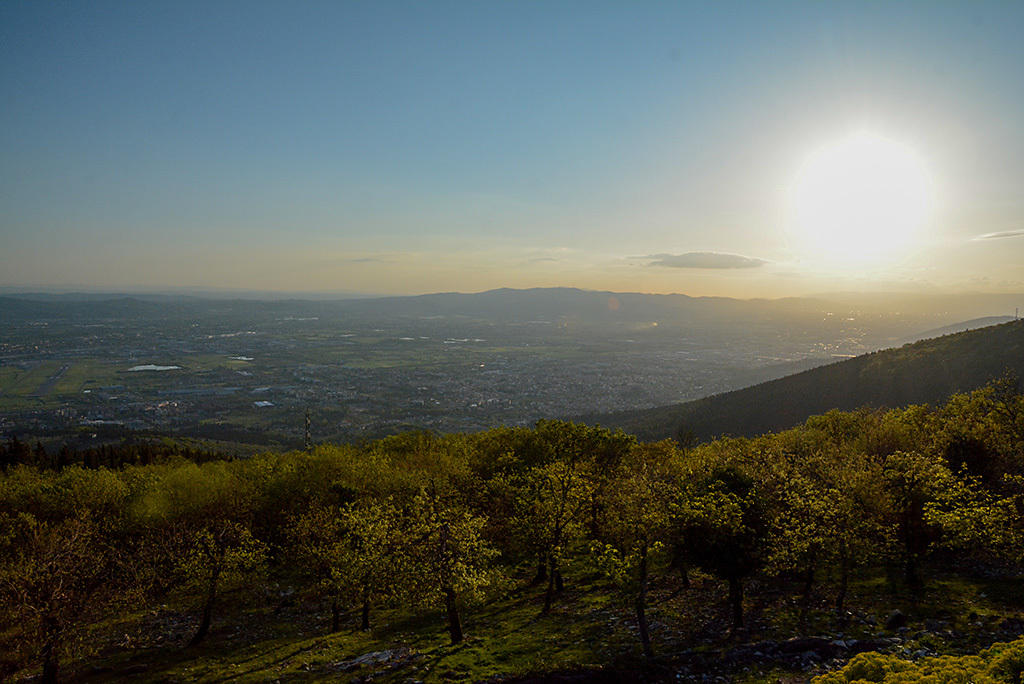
4,387 -> 1024,684
584,319 -> 1024,442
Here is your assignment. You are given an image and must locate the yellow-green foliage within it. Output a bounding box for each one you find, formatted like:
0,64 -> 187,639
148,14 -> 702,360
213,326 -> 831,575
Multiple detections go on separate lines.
813,639 -> 1024,684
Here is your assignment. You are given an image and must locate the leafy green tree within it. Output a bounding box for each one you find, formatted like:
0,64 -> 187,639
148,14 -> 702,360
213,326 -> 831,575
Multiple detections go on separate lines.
592,441 -> 676,658
759,438 -> 889,613
136,461 -> 267,647
676,464 -> 770,629
288,498 -> 408,632
177,521 -> 266,646
509,458 -> 594,615
407,492 -> 498,644
0,511 -> 138,684
926,472 -> 1024,566
881,451 -> 951,588
938,378 -> 1024,489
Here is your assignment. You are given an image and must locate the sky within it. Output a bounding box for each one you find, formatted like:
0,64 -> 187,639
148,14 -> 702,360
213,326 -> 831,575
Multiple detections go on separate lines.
2,1 -> 1024,299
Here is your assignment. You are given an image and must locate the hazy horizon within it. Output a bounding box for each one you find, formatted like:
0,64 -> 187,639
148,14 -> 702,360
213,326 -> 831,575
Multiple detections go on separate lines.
3,2 -> 1023,298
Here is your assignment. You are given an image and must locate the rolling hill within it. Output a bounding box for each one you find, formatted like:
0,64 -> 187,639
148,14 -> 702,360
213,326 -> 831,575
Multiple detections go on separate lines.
582,318 -> 1024,443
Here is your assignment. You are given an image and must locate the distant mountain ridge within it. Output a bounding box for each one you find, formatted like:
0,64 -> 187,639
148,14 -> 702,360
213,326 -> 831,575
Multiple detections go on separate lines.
895,316 -> 1016,345
0,288 -> 846,329
2,287 -> 1020,325
581,319 -> 1024,443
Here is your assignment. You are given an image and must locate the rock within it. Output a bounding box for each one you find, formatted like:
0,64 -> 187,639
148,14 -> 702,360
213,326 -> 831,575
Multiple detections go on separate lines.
336,648 -> 408,672
847,639 -> 889,655
1000,617 -> 1024,635
779,637 -> 833,655
886,610 -> 908,630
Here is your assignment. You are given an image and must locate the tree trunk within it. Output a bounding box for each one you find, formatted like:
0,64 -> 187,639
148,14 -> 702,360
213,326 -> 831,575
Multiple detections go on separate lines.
670,542 -> 690,587
801,564 -> 816,601
41,635 -> 59,684
905,552 -> 922,589
555,569 -> 564,594
836,539 -> 850,612
728,576 -> 744,630
444,586 -> 463,644
635,546 -> 654,659
799,563 -> 816,628
360,595 -> 371,631
543,555 -> 556,615
330,600 -> 341,633
188,567 -> 220,647
532,557 -> 547,585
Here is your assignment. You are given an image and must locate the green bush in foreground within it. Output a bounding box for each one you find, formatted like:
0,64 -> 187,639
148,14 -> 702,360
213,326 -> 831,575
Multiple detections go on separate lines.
813,638 -> 1024,684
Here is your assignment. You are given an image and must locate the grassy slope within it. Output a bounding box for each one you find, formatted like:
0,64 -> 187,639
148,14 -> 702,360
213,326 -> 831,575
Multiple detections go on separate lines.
35,555 -> 1024,684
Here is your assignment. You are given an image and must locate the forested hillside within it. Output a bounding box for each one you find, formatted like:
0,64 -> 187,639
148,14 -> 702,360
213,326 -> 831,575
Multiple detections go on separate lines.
2,381 -> 1023,683
586,319 -> 1024,443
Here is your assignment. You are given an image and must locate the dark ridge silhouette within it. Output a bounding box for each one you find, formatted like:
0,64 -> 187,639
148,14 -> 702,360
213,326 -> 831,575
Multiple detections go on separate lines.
581,319 -> 1024,443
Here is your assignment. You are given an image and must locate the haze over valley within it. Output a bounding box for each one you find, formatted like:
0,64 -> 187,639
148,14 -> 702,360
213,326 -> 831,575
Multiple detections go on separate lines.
2,288 -> 1018,449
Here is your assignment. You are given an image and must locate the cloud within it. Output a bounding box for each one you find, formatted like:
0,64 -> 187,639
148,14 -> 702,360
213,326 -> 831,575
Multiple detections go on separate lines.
973,230 -> 1024,240
641,252 -> 769,269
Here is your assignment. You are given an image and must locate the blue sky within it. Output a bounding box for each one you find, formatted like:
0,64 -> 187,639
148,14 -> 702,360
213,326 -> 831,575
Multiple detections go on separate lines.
2,1 -> 1023,297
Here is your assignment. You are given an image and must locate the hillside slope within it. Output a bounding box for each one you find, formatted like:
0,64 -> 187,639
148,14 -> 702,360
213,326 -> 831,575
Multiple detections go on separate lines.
584,319 -> 1024,442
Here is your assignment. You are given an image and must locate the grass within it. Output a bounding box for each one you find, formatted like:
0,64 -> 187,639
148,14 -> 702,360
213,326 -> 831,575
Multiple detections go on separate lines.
7,554 -> 1024,683
12,552 -> 1018,684
79,565 -> 633,684
50,360 -> 137,398
0,361 -> 63,397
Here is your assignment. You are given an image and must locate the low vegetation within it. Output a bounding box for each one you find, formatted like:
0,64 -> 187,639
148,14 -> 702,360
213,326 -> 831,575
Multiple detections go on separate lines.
1,379 -> 1023,683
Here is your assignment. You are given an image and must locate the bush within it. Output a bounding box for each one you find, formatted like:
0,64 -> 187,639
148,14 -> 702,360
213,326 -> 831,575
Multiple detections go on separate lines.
814,638 -> 1024,684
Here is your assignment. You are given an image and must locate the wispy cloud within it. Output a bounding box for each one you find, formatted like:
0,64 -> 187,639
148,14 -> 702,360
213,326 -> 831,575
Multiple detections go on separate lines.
973,230 -> 1024,241
640,252 -> 768,269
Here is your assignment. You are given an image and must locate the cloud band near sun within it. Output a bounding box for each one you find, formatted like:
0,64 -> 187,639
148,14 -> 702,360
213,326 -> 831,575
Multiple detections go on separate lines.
973,230 -> 1024,241
642,252 -> 768,269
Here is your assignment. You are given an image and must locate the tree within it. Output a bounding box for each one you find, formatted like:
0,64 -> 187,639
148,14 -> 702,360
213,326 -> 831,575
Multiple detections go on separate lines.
926,472 -> 1024,567
508,458 -> 594,615
288,498 -> 409,632
759,439 -> 889,613
137,461 -> 267,647
592,441 -> 676,658
407,492 -> 498,644
177,521 -> 266,647
0,511 -> 138,684
881,451 -> 951,588
2,437 -> 31,469
676,464 -> 769,630
938,379 -> 1024,489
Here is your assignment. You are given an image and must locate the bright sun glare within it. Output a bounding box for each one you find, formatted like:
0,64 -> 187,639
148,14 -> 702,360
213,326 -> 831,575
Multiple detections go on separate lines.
790,133 -> 932,265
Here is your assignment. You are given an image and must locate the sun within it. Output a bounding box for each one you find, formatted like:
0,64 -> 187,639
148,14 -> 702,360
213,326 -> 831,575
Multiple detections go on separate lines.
789,133 -> 932,265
